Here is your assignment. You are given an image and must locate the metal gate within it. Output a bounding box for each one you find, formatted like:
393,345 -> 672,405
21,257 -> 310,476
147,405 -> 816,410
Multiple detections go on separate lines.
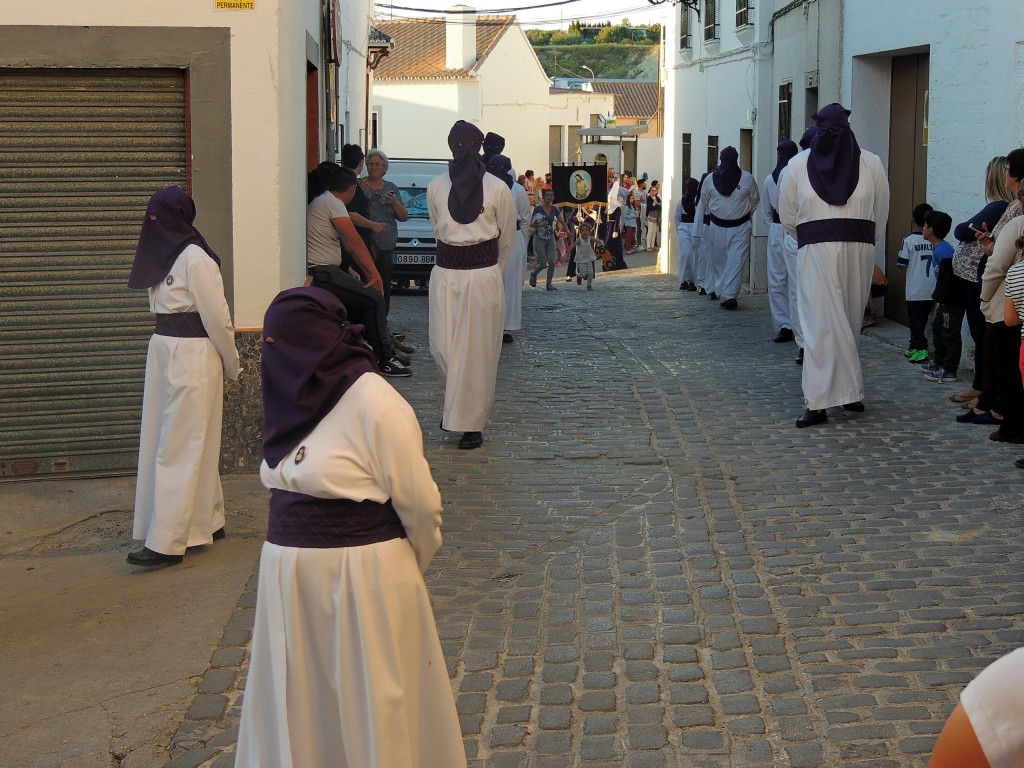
0,68 -> 187,479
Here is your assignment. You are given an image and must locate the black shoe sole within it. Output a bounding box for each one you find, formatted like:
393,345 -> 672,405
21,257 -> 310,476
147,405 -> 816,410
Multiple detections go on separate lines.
458,432 -> 484,449
127,549 -> 183,567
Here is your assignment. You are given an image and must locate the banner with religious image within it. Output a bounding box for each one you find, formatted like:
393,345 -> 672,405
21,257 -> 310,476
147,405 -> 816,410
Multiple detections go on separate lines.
550,163 -> 607,207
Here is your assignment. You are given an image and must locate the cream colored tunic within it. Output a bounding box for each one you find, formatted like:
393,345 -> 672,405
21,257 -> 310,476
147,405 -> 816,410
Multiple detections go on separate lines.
235,373 -> 465,768
503,181 -> 532,331
780,149 -> 890,411
132,244 -> 239,555
426,171 -> 517,432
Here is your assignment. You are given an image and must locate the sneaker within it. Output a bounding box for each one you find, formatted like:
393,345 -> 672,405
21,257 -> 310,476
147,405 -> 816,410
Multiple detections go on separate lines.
921,361 -> 940,373
903,348 -> 915,359
909,349 -> 929,364
380,357 -> 412,377
529,273 -> 537,288
547,285 -> 557,291
924,367 -> 957,383
577,275 -> 583,285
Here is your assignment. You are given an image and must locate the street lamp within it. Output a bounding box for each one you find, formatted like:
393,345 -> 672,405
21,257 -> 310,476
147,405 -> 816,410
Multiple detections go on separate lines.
581,65 -> 595,88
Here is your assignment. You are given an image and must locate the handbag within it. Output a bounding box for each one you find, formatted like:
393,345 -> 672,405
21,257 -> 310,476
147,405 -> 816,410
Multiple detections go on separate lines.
952,238 -> 984,282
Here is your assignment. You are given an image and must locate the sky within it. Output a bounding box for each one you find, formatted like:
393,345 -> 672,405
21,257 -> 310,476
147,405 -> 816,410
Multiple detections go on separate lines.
374,0 -> 671,30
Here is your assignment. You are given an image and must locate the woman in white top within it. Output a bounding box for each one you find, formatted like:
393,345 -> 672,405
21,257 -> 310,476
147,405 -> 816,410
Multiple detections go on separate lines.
126,187 -> 239,567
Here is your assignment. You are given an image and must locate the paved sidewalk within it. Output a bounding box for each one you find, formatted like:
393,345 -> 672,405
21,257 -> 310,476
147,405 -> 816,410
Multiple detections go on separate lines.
3,256 -> 1022,767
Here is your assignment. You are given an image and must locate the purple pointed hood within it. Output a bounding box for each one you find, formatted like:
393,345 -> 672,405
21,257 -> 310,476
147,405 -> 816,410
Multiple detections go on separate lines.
807,103 -> 862,206
711,147 -> 742,196
128,186 -> 220,289
261,287 -> 378,469
487,154 -> 513,189
681,177 -> 700,217
772,139 -> 800,183
447,120 -> 486,224
799,126 -> 816,150
482,131 -> 505,163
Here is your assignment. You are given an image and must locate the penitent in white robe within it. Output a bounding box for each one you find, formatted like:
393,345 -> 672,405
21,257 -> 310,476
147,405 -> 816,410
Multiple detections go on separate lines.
502,182 -> 532,332
235,373 -> 466,768
674,199 -> 696,284
701,171 -> 760,302
427,171 -> 517,432
779,149 -> 890,411
762,172 -> 796,335
132,244 -> 239,556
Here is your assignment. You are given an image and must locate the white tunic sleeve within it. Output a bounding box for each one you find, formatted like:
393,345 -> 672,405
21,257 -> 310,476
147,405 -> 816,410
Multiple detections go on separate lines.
492,177 -> 518,271
778,155 -> 805,238
514,184 -> 532,232
761,175 -> 776,227
185,248 -> 241,381
866,153 -> 890,244
960,647 -> 1024,768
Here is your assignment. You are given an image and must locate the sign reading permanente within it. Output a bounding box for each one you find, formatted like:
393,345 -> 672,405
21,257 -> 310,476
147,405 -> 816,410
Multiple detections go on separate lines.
215,0 -> 255,9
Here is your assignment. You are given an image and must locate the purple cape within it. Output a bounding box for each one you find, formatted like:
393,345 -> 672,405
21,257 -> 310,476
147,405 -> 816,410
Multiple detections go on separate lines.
482,131 -> 505,163
447,120 -> 486,224
772,139 -> 799,183
711,147 -> 742,196
261,287 -> 378,469
807,103 -> 861,206
681,177 -> 700,217
486,154 -> 513,189
127,186 -> 220,289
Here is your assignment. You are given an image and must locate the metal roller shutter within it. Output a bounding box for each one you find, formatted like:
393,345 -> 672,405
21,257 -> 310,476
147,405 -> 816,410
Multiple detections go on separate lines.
548,125 -> 562,167
0,68 -> 187,480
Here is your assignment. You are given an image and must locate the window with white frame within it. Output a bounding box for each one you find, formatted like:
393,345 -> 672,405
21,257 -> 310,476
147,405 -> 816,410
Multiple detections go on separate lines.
680,6 -> 691,49
735,0 -> 752,28
704,0 -> 719,41
707,135 -> 719,172
778,82 -> 792,142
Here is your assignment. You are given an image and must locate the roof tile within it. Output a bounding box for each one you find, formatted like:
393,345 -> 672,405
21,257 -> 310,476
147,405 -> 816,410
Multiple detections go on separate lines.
374,15 -> 515,80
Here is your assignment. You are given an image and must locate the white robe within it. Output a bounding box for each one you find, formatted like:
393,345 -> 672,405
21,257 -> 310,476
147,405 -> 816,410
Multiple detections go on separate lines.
132,245 -> 239,555
960,646 -> 1024,768
701,171 -> 760,301
502,182 -> 532,331
692,189 -> 713,291
762,172 -> 795,334
235,373 -> 465,768
674,199 -> 696,283
780,149 -> 890,410
427,172 -> 517,432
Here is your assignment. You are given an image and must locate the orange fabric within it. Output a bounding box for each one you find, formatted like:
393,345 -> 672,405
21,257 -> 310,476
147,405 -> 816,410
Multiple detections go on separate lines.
928,703 -> 991,768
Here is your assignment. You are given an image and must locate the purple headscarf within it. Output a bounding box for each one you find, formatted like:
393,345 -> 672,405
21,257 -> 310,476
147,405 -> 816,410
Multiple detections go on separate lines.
261,287 -> 378,469
447,120 -> 486,224
799,126 -> 816,150
681,176 -> 700,217
772,139 -> 800,183
711,147 -> 742,196
128,186 -> 220,289
807,103 -> 862,206
482,131 -> 506,163
487,154 -> 513,189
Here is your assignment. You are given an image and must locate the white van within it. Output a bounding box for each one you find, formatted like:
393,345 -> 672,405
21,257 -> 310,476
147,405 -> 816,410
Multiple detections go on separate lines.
385,158 -> 448,288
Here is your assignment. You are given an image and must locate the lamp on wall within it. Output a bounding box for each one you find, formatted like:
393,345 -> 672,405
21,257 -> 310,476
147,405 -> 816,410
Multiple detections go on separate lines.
581,65 -> 595,87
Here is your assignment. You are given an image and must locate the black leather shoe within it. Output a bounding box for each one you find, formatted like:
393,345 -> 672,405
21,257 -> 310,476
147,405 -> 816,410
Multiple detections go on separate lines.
842,401 -> 865,412
127,547 -> 183,567
502,332 -> 514,344
795,409 -> 827,428
213,527 -> 226,541
458,431 -> 483,449
708,292 -> 718,301
773,328 -> 794,343
720,298 -> 738,310
697,287 -> 707,296
1014,457 -> 1024,469
680,282 -> 687,291
796,348 -> 804,365
687,283 -> 698,291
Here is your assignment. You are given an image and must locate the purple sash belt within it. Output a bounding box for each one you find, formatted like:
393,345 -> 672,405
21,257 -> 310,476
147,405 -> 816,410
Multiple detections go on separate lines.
435,237 -> 499,270
709,213 -> 751,229
267,489 -> 406,548
796,218 -> 876,249
155,312 -> 208,338
679,213 -> 695,224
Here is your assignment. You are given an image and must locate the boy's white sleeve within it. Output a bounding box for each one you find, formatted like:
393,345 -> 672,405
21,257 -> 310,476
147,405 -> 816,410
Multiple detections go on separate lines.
896,236 -> 911,269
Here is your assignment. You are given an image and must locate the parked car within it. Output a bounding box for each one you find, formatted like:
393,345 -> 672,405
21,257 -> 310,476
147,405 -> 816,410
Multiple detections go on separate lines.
385,159 -> 447,288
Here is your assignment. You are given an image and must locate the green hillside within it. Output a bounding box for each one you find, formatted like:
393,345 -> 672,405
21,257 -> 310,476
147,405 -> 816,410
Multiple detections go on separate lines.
532,44 -> 660,81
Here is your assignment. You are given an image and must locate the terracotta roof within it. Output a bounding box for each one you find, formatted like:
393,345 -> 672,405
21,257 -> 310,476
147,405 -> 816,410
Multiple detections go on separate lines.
588,81 -> 660,118
373,15 -> 515,81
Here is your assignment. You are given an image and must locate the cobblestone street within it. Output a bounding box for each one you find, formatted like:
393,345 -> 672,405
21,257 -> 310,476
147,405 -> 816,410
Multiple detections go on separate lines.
49,261 -> 1024,767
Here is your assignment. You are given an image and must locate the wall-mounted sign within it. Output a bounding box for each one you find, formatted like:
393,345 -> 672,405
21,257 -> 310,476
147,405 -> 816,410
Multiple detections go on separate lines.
215,0 -> 255,9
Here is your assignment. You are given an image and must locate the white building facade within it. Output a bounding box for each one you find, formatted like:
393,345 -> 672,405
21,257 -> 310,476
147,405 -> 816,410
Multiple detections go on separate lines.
0,0 -> 370,478
661,0 -> 1024,323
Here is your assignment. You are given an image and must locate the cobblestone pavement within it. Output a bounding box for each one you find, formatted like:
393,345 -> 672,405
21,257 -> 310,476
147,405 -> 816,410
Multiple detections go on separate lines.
169,261 -> 1023,768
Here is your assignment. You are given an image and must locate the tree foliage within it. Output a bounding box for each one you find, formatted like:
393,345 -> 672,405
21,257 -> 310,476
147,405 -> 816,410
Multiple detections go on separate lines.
526,20 -> 661,47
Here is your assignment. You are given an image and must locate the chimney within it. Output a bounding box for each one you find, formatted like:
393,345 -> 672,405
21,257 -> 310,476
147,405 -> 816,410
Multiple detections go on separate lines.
445,5 -> 477,70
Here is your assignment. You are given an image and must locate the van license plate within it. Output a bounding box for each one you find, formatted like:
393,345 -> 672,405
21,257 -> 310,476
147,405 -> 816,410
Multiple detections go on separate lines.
395,254 -> 434,265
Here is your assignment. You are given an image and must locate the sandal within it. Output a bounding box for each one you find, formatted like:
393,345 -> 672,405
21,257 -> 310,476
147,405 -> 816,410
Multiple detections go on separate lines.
961,397 -> 979,410
951,388 -> 982,403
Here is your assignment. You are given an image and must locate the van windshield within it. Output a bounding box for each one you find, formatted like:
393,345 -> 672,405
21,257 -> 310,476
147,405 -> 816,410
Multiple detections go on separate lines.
398,187 -> 429,218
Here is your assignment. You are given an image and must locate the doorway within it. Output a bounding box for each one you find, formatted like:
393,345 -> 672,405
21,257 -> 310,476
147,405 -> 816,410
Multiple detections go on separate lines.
885,52 -> 929,324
